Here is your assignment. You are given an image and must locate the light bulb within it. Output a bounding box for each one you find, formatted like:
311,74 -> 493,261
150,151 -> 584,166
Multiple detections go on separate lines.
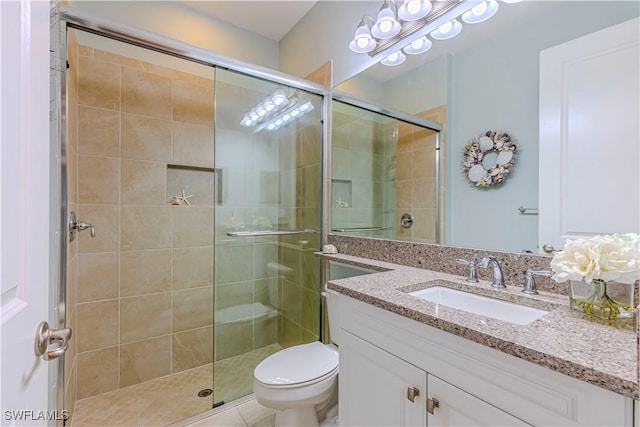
271,89 -> 287,106
356,37 -> 369,48
430,19 -> 461,40
291,109 -> 301,117
381,50 -> 406,66
439,21 -> 452,33
299,102 -> 312,112
462,0 -> 498,24
257,107 -> 266,117
407,0 -> 421,14
379,19 -> 392,34
264,101 -> 275,112
471,1 -> 488,16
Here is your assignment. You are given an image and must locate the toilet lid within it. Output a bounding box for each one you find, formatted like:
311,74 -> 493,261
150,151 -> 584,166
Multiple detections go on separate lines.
254,342 -> 338,386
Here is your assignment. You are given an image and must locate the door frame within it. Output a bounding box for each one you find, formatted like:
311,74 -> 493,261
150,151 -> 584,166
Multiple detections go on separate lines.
51,7 -> 69,425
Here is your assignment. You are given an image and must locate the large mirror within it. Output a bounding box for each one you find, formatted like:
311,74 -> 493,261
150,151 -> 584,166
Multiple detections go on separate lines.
333,1 -> 639,254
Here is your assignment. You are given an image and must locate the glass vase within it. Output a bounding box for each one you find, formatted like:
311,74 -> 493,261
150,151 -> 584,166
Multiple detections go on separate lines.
569,279 -> 635,320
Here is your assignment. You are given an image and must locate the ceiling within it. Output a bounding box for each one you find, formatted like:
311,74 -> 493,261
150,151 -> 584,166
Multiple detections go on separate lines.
177,1 -> 318,41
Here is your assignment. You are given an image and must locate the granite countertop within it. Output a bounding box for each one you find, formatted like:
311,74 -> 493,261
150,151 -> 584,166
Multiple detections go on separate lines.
320,253 -> 638,400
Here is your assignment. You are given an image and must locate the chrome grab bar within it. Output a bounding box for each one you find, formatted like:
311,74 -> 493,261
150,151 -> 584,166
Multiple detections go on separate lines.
226,229 -> 318,237
331,226 -> 393,232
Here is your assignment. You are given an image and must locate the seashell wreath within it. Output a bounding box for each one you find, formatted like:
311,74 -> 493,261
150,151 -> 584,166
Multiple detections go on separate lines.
463,130 -> 516,188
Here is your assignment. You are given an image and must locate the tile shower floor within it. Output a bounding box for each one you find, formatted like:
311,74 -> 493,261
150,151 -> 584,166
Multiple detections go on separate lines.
72,344 -> 282,427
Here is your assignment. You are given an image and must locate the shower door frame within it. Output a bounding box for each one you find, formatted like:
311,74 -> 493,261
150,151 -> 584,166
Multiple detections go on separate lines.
54,6 -> 330,424
330,92 -> 443,243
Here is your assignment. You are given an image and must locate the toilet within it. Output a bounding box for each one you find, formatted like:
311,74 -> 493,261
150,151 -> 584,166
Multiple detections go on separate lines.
253,287 -> 341,427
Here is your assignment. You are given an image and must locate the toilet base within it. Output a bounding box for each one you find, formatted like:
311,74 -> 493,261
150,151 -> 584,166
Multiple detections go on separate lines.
274,405 -> 320,427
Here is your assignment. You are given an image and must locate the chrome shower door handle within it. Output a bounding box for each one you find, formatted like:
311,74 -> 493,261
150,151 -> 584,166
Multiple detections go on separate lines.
34,321 -> 72,361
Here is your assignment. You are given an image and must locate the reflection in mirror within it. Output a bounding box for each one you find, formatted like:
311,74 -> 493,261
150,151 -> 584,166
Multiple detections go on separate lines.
331,98 -> 443,243
334,1 -> 639,253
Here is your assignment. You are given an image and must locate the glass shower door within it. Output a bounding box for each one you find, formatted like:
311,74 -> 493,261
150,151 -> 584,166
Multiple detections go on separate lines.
213,69 -> 324,404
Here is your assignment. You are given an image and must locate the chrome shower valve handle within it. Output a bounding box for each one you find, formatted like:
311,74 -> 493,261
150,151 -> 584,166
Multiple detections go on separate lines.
69,211 -> 96,241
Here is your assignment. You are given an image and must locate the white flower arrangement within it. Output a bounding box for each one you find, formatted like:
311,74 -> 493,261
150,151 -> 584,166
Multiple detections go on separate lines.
550,233 -> 640,285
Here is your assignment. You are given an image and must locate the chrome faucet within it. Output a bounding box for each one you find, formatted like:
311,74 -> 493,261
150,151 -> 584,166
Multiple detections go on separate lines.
479,256 -> 506,289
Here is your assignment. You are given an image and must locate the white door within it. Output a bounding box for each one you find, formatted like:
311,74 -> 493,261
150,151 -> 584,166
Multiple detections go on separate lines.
339,330 -> 427,427
1,0 -> 55,424
538,17 -> 640,253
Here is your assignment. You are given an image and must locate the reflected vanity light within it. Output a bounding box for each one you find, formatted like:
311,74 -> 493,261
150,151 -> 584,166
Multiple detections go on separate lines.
349,0 -> 510,67
260,101 -> 314,132
240,88 -> 297,128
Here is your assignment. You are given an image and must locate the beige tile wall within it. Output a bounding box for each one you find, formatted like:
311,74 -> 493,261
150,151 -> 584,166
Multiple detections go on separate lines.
395,106 -> 445,244
74,44 -> 216,400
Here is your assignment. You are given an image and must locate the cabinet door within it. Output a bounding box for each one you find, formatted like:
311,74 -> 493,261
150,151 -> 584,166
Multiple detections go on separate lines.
428,374 -> 531,426
340,330 -> 427,427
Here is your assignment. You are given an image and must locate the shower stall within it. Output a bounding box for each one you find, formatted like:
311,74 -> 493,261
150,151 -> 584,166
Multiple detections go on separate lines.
55,11 -> 325,426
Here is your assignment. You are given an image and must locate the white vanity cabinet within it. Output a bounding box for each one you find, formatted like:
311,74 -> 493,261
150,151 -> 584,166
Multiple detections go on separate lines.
336,293 -> 635,427
340,330 -> 529,426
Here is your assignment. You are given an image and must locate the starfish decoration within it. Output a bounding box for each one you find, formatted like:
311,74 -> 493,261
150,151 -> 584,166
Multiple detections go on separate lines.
169,189 -> 193,206
335,197 -> 349,208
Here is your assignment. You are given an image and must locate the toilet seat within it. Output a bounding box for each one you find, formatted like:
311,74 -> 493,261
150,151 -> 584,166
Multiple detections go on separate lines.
255,342 -> 338,388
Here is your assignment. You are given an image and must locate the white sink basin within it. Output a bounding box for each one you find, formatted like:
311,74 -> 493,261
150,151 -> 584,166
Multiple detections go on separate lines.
409,286 -> 548,325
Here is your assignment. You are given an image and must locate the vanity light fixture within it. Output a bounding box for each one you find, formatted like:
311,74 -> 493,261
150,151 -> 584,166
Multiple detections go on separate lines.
349,0 -> 510,67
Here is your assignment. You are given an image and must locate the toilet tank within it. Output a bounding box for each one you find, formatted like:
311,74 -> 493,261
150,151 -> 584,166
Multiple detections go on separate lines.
324,262 -> 377,347
323,286 -> 341,346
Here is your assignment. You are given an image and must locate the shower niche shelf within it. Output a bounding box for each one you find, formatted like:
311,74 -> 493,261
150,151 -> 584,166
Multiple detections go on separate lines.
166,164 -> 222,206
331,179 -> 352,209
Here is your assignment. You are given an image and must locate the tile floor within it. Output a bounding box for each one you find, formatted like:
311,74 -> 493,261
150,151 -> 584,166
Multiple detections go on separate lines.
72,344 -> 281,426
180,397 -> 274,427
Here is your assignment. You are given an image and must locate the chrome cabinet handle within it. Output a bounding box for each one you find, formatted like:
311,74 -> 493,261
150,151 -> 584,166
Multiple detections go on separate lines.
426,397 -> 440,414
406,387 -> 420,403
34,321 -> 72,361
542,244 -> 560,253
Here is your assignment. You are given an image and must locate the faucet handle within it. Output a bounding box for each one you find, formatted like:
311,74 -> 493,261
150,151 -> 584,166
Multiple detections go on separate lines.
455,259 -> 479,283
522,269 -> 553,295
